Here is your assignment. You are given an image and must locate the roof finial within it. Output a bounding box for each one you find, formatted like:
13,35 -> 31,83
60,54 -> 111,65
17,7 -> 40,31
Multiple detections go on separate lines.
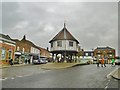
22,35 -> 26,40
64,20 -> 66,28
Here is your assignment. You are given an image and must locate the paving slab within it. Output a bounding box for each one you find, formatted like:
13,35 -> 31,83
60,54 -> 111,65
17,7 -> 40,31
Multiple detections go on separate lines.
107,66 -> 120,80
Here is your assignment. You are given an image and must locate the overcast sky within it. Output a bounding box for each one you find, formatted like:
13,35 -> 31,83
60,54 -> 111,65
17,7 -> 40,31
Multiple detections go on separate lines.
1,2 -> 118,54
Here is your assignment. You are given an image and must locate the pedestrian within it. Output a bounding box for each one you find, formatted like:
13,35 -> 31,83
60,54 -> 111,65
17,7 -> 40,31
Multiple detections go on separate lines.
104,56 -> 107,67
25,59 -> 27,64
9,59 -> 13,66
28,59 -> 30,64
96,57 -> 100,67
101,56 -> 106,67
111,58 -> 115,66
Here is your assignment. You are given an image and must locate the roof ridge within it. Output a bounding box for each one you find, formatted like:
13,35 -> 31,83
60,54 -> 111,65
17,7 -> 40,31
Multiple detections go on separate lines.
49,26 -> 79,43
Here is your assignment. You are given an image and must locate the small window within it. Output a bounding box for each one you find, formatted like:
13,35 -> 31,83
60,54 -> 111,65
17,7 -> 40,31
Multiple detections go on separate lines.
57,41 -> 62,47
69,41 -> 73,47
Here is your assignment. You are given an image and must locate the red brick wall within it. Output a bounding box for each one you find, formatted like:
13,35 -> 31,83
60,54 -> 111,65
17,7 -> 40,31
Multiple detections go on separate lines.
0,43 -> 16,64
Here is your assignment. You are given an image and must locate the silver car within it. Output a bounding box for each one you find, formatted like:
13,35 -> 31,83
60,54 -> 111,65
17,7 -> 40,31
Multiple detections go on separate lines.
40,58 -> 48,64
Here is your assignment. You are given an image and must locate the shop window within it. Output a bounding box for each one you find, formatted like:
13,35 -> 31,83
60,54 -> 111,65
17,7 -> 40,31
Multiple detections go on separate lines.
109,54 -> 112,57
1,49 -> 6,60
8,50 -> 12,59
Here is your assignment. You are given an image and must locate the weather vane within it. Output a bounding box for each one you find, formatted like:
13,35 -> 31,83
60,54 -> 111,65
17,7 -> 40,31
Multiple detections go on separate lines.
64,20 -> 66,28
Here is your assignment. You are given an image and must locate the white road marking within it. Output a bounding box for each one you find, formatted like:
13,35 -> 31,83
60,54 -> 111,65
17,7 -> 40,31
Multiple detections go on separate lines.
114,79 -> 118,81
17,76 -> 23,77
11,77 -> 15,79
104,86 -> 108,89
106,82 -> 109,86
0,77 -> 8,81
24,74 -> 31,77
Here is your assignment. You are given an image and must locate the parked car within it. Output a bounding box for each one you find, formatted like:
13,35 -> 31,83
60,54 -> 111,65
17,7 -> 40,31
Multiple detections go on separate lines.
13,60 -> 19,64
40,58 -> 48,64
115,59 -> 120,65
32,55 -> 40,64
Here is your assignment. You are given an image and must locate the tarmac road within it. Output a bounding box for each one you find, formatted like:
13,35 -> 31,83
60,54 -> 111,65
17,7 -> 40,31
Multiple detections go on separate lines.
2,64 -> 119,88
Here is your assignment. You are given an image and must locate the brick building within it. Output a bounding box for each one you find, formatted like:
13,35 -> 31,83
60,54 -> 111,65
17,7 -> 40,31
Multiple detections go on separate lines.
94,46 -> 115,63
12,35 -> 40,64
0,34 -> 16,65
40,47 -> 51,58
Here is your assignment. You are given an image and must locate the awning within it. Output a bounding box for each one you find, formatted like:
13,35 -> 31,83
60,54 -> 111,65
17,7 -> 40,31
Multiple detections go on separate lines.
15,52 -> 21,55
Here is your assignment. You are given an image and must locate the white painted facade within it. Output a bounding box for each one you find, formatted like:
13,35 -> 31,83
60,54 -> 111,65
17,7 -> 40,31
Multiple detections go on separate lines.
30,46 -> 40,55
50,40 -> 79,52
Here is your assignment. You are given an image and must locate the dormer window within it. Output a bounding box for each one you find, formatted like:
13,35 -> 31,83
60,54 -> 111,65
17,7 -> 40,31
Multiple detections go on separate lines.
57,41 -> 62,47
69,41 -> 73,47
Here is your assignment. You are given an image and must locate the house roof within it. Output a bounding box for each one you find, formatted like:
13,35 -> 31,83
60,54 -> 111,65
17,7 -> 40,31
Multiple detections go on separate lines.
0,33 -> 12,40
96,46 -> 115,50
0,33 -> 16,44
49,23 -> 79,43
84,51 -> 94,53
39,47 -> 51,57
12,35 -> 40,49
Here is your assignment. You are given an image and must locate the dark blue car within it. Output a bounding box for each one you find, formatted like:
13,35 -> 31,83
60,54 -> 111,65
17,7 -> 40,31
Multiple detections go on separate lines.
32,55 -> 40,64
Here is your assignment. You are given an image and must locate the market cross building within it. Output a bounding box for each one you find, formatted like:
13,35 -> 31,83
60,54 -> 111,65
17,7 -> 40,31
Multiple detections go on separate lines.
49,23 -> 80,63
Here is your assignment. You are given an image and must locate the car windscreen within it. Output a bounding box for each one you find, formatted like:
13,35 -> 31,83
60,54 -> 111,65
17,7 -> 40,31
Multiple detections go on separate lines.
33,56 -> 39,60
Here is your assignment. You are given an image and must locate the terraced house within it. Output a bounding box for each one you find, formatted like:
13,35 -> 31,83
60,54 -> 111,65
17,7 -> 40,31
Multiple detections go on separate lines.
0,34 -> 16,65
12,35 -> 40,64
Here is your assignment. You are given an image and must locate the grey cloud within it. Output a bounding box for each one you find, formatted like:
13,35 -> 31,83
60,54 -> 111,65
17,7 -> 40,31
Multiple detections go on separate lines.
2,2 -> 118,54
2,2 -> 24,33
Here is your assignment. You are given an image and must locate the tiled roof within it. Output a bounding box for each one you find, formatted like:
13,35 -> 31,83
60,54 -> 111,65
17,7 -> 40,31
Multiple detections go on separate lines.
12,35 -> 39,49
0,33 -> 16,44
49,25 -> 79,43
39,47 -> 51,57
96,46 -> 114,50
0,33 -> 12,40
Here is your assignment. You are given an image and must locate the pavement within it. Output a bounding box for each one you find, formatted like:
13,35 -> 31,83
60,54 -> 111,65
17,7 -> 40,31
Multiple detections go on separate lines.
40,62 -> 88,70
107,66 -> 120,80
0,60 -> 88,69
0,64 -> 31,69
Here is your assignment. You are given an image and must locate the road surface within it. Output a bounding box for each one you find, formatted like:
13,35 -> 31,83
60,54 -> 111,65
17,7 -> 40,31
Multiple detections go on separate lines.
1,64 -> 119,89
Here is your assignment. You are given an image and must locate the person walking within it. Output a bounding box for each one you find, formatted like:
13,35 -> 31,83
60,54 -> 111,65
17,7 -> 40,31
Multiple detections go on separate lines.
25,59 -> 27,64
111,58 -> 115,66
101,56 -> 106,67
28,59 -> 30,64
96,57 -> 100,67
9,59 -> 13,66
